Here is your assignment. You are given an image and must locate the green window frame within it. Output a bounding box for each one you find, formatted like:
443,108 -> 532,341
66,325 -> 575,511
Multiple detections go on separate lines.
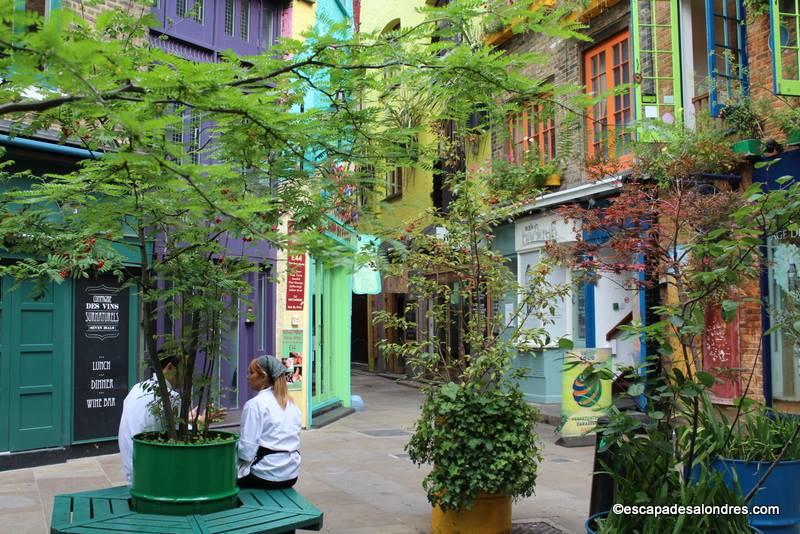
631,0 -> 683,134
772,0 -> 800,95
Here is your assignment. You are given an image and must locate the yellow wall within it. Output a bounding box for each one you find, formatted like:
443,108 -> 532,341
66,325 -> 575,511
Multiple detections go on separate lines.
291,0 -> 317,38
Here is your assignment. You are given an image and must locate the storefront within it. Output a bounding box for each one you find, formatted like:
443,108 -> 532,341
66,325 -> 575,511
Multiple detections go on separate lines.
756,150 -> 800,406
0,139 -> 140,462
274,215 -> 355,427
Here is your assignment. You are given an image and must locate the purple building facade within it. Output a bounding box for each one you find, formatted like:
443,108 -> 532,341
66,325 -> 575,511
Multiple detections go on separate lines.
149,0 -> 288,411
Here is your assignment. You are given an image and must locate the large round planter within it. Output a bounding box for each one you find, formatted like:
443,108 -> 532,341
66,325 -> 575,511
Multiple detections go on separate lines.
586,511 -> 764,534
432,493 -> 511,534
131,431 -> 239,516
711,458 -> 800,534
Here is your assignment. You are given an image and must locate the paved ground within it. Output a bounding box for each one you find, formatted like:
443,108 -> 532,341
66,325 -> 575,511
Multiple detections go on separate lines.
0,371 -> 594,534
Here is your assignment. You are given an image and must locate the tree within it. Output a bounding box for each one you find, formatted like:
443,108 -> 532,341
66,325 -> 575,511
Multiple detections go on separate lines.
0,0 -> 586,442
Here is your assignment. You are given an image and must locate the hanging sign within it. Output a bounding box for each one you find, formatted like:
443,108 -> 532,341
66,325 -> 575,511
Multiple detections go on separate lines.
285,254 -> 306,311
353,234 -> 382,295
73,278 -> 130,442
560,348 -> 612,439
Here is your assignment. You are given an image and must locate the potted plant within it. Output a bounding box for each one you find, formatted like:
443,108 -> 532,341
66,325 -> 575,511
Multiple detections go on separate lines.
376,164 -> 570,533
772,106 -> 800,147
721,100 -> 765,156
695,404 -> 800,534
549,122 -> 800,532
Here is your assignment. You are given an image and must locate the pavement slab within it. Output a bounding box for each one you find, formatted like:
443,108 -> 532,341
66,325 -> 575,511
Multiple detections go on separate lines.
0,371 -> 593,534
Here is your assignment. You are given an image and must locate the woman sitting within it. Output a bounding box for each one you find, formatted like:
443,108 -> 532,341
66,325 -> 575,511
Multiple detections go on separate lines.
237,355 -> 301,489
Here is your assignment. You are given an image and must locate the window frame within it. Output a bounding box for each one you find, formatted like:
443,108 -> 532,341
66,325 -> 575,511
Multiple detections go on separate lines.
771,0 -> 800,95
505,100 -> 556,164
706,0 -> 749,116
385,166 -> 404,200
224,0 -> 235,36
584,31 -> 633,162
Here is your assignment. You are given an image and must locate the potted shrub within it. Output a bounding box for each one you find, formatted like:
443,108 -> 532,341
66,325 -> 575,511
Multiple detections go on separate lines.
376,164 -> 570,533
721,100 -> 765,156
772,106 -> 800,147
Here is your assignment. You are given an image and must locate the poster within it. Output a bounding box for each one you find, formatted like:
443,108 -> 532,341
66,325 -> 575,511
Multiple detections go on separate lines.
285,254 -> 306,311
280,329 -> 305,391
73,278 -> 129,441
560,348 -> 612,438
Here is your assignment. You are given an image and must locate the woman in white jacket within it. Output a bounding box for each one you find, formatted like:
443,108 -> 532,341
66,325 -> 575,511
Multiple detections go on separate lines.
237,355 -> 302,489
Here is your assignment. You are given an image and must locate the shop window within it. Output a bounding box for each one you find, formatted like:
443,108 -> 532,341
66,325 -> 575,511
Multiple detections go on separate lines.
772,0 -> 800,95
519,250 -> 569,344
584,32 -> 633,162
506,100 -> 556,164
768,236 -> 800,401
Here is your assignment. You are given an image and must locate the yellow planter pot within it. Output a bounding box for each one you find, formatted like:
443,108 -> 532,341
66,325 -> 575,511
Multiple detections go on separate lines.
545,173 -> 562,187
432,493 -> 512,534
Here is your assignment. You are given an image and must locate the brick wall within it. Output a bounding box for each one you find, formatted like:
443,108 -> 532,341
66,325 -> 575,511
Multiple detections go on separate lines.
62,0 -> 149,24
491,2 -> 630,190
746,12 -> 800,142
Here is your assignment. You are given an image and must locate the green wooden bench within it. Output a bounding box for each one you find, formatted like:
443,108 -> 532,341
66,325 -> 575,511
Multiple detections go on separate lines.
51,486 -> 323,534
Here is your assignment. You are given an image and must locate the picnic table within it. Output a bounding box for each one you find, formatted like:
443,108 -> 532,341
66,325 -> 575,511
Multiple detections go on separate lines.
51,485 -> 323,534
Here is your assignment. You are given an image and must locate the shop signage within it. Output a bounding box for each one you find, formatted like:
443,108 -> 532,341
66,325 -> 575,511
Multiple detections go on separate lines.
286,254 -> 306,311
73,278 -> 129,441
280,329 -> 305,391
561,348 -> 611,439
353,234 -> 382,295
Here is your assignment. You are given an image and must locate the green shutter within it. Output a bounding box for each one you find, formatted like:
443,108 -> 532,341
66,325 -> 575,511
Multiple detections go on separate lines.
631,0 -> 683,137
772,0 -> 800,95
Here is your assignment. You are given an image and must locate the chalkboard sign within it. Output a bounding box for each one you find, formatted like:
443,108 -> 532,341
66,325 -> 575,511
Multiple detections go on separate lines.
73,278 -> 130,442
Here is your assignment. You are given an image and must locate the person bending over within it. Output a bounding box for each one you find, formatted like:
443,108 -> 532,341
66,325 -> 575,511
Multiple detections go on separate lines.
237,355 -> 301,489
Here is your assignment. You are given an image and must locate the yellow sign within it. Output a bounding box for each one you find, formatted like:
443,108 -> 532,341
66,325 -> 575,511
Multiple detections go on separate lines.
560,348 -> 612,438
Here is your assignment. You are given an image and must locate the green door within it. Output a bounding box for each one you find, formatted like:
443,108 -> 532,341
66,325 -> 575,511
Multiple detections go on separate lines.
0,277 -> 68,452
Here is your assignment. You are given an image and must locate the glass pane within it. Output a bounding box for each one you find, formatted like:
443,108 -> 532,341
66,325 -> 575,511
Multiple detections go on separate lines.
780,15 -> 798,47
779,0 -> 796,14
782,46 -> 800,81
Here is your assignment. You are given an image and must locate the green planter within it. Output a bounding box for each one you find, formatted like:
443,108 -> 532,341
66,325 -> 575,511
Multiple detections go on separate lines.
732,139 -> 763,157
131,431 -> 239,516
786,130 -> 800,147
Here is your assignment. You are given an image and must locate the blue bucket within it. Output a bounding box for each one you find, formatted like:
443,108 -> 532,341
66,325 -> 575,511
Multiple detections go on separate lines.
712,458 -> 800,534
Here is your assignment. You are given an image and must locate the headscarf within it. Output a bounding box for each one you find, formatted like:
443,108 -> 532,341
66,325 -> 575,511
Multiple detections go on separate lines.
255,355 -> 291,381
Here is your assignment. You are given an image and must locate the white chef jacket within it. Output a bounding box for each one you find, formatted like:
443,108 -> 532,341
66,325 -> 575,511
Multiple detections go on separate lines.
118,375 -> 180,484
237,387 -> 301,482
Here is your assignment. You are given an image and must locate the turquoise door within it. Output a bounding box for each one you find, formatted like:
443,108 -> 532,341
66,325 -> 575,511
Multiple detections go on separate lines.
0,277 -> 68,452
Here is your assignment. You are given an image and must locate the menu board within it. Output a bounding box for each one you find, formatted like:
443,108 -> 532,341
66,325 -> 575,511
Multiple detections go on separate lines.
73,278 -> 129,441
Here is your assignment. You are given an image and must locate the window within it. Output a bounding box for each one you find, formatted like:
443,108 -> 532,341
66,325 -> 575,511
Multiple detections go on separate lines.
506,100 -> 556,164
256,271 -> 268,351
772,0 -> 800,95
188,109 -> 202,164
240,0 -> 250,41
585,32 -> 632,160
224,0 -> 235,36
706,0 -> 748,114
768,236 -> 800,400
177,0 -> 203,23
262,3 -> 281,49
385,166 -> 403,199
